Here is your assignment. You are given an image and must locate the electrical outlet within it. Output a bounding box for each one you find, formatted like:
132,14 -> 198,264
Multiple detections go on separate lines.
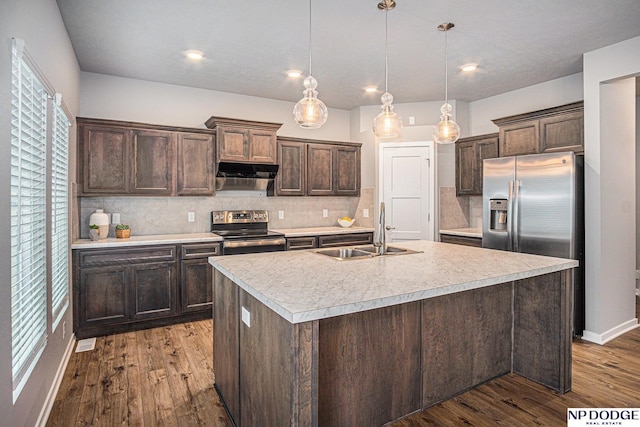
409,115 -> 416,125
62,321 -> 66,340
111,212 -> 121,224
322,209 -> 328,218
363,209 -> 369,218
241,306 -> 251,327
188,211 -> 195,222
278,210 -> 285,220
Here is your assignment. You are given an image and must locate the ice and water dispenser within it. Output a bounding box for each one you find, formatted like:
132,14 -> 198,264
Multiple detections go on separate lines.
489,199 -> 508,231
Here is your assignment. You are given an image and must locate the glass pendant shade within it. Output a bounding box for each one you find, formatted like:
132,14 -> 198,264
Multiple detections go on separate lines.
433,102 -> 460,144
293,75 -> 328,128
373,92 -> 403,138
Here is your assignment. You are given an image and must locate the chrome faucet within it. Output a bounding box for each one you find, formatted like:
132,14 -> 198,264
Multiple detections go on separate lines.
376,202 -> 387,254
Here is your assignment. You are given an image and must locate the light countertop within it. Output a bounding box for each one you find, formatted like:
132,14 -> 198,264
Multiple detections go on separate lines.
71,232 -> 223,249
209,240 -> 577,324
272,226 -> 375,237
439,227 -> 483,238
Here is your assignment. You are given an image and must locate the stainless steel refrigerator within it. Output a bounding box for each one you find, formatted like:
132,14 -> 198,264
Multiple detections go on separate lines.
482,151 -> 584,335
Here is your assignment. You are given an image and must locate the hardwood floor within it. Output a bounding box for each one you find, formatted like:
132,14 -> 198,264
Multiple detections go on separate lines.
48,298 -> 640,426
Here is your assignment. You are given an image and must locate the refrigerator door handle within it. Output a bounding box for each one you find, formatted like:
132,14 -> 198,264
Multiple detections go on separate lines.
508,180 -> 514,251
513,180 -> 520,252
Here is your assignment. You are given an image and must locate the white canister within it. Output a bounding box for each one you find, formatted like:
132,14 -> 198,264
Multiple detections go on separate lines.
89,209 -> 110,239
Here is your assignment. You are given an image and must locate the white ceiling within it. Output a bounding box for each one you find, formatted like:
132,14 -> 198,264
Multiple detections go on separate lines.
56,0 -> 640,110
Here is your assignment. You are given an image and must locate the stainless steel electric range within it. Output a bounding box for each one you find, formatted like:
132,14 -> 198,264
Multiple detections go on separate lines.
211,210 -> 286,255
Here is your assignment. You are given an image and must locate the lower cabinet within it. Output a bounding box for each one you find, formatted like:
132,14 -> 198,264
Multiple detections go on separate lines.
440,234 -> 482,248
317,232 -> 373,248
73,243 -> 219,339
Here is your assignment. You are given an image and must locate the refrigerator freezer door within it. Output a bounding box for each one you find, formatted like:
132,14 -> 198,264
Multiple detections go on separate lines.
514,152 -> 576,258
482,156 -> 515,251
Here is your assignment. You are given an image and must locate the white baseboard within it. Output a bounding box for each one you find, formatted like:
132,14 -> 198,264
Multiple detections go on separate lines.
35,334 -> 76,427
582,319 -> 639,345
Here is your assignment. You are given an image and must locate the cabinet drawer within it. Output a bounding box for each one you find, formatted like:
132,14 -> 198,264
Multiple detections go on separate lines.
286,236 -> 318,251
317,232 -> 374,248
181,243 -> 221,259
78,245 -> 177,266
440,234 -> 482,248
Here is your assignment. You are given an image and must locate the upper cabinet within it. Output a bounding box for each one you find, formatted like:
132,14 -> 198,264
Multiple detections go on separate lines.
276,137 -> 361,197
492,101 -> 584,157
455,133 -> 499,196
77,118 -> 215,196
204,117 -> 282,164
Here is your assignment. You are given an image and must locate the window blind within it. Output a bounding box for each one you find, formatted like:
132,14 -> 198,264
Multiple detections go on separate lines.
10,41 -> 48,395
51,97 -> 70,328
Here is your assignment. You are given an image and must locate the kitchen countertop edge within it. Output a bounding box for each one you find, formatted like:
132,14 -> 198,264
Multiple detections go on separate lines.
71,232 -> 224,249
273,226 -> 375,237
439,227 -> 483,238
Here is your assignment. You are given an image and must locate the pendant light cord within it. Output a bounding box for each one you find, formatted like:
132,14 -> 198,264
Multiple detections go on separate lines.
308,0 -> 313,76
444,26 -> 448,105
384,9 -> 389,93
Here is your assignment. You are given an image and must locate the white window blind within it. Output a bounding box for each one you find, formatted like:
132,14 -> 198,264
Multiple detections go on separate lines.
51,96 -> 70,328
10,40 -> 48,396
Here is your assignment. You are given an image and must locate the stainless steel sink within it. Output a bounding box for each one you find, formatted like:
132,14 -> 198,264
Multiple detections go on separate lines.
314,245 -> 421,260
314,248 -> 375,261
355,245 -> 421,256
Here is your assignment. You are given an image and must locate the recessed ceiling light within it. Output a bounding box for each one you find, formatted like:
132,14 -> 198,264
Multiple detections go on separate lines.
365,86 -> 378,93
461,63 -> 478,72
287,70 -> 302,78
185,50 -> 204,60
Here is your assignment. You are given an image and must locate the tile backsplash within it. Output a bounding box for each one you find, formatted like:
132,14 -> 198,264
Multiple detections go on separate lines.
438,187 -> 483,230
78,187 -> 374,239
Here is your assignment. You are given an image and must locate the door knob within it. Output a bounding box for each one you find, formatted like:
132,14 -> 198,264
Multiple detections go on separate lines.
385,225 -> 395,230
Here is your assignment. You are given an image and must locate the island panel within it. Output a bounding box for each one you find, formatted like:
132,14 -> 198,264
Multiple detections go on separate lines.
513,270 -> 572,393
213,271 -> 240,423
422,283 -> 513,407
318,301 -> 421,426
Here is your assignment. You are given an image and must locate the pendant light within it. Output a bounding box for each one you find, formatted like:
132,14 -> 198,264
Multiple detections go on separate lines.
433,22 -> 460,144
373,0 -> 403,138
293,0 -> 328,129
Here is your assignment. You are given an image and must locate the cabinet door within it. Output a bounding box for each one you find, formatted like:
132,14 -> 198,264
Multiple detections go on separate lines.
181,258 -> 213,313
81,125 -> 130,194
540,111 -> 584,153
131,129 -> 175,195
499,121 -> 540,157
455,141 -> 476,196
218,126 -> 249,162
79,265 -> 129,326
177,132 -> 215,196
476,137 -> 499,194
334,145 -> 361,196
276,140 -> 306,196
307,144 -> 334,195
248,129 -> 277,164
130,262 -> 177,320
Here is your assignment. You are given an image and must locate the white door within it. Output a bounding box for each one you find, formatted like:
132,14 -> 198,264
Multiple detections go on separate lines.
379,142 -> 435,242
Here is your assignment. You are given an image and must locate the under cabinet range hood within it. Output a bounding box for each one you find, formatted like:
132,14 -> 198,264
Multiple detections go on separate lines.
215,161 -> 279,192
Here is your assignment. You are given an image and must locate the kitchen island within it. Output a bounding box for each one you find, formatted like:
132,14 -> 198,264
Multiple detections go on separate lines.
208,240 -> 577,426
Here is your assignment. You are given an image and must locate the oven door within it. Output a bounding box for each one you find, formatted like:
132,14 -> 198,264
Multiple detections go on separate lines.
222,237 -> 286,255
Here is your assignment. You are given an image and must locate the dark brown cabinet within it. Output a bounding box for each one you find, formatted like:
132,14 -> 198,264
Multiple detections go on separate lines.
180,243 -> 220,313
276,136 -> 361,197
276,138 -> 306,196
492,102 -> 583,157
440,234 -> 482,247
77,118 -> 216,196
176,133 -> 215,196
131,129 -> 175,195
317,232 -> 373,248
80,124 -> 130,194
455,133 -> 499,196
204,117 -> 282,164
73,242 -> 218,338
286,236 -> 318,250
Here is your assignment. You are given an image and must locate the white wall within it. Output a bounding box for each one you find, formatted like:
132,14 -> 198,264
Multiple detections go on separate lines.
0,0 -> 80,425
468,73 -> 584,135
582,36 -> 640,344
80,72 -> 351,141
